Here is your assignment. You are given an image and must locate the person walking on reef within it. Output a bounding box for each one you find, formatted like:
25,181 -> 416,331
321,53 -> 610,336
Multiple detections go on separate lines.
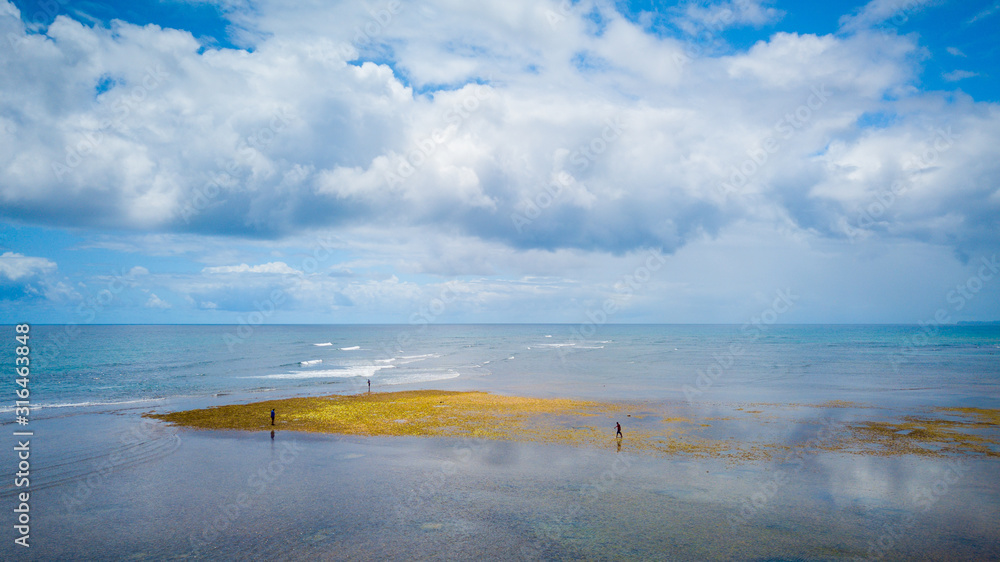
271,408 -> 275,425
615,422 -> 623,438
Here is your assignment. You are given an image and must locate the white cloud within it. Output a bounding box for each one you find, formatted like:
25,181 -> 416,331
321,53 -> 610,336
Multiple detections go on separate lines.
839,0 -> 937,32
677,0 -> 784,35
0,252 -> 57,281
0,252 -> 75,301
0,0 -> 997,323
145,293 -> 171,309
968,1 -> 1000,24
202,262 -> 301,275
943,70 -> 979,82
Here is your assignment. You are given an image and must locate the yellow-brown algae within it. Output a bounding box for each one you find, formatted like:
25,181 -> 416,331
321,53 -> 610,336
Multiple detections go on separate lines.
843,410 -> 1000,458
146,392 -> 1000,461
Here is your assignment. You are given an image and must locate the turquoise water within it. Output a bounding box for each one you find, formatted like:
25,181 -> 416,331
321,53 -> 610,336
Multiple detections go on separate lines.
13,324 -> 1000,414
2,324 -> 999,560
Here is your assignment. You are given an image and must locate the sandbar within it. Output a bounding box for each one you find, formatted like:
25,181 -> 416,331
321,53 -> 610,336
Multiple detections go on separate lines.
147,390 -> 1000,462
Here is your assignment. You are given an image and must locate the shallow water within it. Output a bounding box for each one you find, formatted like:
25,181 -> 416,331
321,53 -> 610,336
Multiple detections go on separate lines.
2,324 -> 999,559
9,418 -> 998,560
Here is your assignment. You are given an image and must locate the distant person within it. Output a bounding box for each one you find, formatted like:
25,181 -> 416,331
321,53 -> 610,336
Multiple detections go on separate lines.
367,379 -> 371,393
271,408 -> 275,425
615,422 -> 623,438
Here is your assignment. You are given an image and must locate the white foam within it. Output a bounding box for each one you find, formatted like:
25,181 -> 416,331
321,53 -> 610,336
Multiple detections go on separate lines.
380,370 -> 461,385
250,364 -> 393,380
0,398 -> 166,412
537,342 -> 575,348
340,346 -> 360,351
300,359 -> 323,366
313,342 -> 333,346
396,353 -> 439,364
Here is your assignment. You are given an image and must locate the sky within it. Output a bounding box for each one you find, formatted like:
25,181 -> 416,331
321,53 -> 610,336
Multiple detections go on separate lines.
0,0 -> 998,325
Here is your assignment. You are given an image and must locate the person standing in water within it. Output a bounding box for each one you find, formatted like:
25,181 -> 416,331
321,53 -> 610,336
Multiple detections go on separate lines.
367,379 -> 371,393
615,422 -> 623,438
271,408 -> 275,425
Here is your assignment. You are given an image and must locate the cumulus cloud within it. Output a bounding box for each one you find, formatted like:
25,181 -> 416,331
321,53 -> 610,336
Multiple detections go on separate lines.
0,252 -> 56,281
145,293 -> 171,309
0,0 -> 997,267
0,252 -> 73,301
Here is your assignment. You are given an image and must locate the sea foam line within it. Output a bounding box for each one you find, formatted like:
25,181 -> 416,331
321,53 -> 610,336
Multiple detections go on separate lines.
248,364 -> 394,380
0,398 -> 166,412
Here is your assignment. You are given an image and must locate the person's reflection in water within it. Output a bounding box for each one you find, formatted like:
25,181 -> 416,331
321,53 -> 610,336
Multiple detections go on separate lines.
270,430 -> 275,440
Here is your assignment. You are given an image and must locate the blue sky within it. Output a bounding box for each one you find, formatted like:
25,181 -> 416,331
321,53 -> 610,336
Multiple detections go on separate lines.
1,0 -> 998,324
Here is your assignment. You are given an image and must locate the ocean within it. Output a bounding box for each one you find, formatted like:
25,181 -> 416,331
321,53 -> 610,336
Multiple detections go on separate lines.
3,324 -> 999,560
15,323 -> 1000,416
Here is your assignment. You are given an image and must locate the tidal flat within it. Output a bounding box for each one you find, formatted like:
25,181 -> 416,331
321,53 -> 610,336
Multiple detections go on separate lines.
148,390 -> 1000,462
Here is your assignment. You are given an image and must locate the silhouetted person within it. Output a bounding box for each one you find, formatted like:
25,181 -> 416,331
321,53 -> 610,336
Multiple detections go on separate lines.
615,422 -> 623,438
271,408 -> 275,425
367,379 -> 371,393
